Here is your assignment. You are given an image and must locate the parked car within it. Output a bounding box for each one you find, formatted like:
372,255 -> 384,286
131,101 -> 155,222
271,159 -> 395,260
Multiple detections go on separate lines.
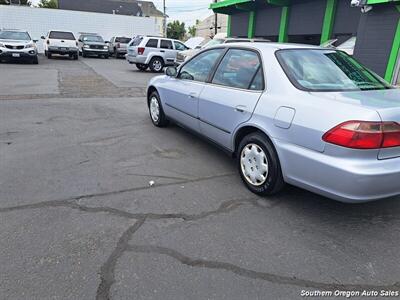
147,43 -> 400,203
126,36 -> 189,72
42,30 -> 78,60
108,36 -> 131,58
78,34 -> 109,59
175,37 -> 270,65
0,29 -> 38,64
321,36 -> 356,56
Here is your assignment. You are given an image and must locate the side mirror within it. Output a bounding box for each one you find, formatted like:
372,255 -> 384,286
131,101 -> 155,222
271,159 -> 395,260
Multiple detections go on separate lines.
105,41 -> 110,43
78,39 -> 82,42
33,40 -> 38,43
165,66 -> 178,77
41,36 -> 45,40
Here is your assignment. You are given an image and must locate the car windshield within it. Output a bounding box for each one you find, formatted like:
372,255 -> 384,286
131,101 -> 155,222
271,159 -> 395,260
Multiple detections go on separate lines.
115,37 -> 131,43
202,39 -> 225,48
276,49 -> 392,91
0,31 -> 30,41
83,35 -> 104,42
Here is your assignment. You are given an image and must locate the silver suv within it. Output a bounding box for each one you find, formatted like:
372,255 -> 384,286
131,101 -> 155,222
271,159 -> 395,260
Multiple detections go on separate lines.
0,29 -> 38,64
126,36 -> 189,72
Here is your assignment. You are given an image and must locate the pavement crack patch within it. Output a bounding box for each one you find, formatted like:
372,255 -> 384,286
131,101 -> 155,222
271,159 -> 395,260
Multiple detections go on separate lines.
126,245 -> 400,291
96,218 -> 146,300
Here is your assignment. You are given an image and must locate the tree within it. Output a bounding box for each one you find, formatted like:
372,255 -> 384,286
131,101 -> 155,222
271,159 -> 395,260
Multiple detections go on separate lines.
188,25 -> 196,37
167,20 -> 186,41
37,0 -> 57,8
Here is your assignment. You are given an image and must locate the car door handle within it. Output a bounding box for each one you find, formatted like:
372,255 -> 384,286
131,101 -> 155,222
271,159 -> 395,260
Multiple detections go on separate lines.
188,93 -> 198,99
160,50 -> 165,53
235,105 -> 247,113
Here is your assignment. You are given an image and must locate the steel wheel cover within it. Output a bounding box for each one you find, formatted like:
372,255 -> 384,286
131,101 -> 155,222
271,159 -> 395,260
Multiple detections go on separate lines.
150,97 -> 160,122
240,143 -> 269,186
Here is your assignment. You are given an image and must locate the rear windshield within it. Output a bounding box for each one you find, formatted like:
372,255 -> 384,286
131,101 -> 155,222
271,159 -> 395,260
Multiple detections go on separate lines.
49,31 -> 75,40
115,37 -> 131,43
0,31 -> 31,41
276,49 -> 392,92
130,36 -> 143,46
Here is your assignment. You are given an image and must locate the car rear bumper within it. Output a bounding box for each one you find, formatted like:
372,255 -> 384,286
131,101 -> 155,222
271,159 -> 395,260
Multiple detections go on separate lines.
126,54 -> 146,64
83,48 -> 108,56
274,139 -> 400,203
48,47 -> 78,55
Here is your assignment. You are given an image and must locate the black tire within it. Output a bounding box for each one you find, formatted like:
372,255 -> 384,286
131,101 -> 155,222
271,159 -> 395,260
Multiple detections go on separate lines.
82,51 -> 87,58
148,91 -> 169,127
237,132 -> 285,196
47,52 -> 52,59
104,55 -> 109,59
149,57 -> 164,73
32,56 -> 39,64
136,63 -> 148,71
74,54 -> 79,60
44,50 -> 48,56
79,51 -> 82,56
114,49 -> 118,58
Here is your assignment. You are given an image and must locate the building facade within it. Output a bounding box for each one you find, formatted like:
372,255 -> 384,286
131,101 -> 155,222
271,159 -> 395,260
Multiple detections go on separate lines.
196,14 -> 228,40
58,0 -> 165,36
211,0 -> 400,85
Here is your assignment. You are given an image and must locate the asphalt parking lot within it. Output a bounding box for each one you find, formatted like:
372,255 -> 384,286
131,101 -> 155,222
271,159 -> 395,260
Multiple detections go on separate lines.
1,55 -> 400,300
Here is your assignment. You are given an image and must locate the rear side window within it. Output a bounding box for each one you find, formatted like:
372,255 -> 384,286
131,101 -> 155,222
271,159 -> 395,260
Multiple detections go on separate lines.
49,31 -> 75,40
178,48 -> 224,82
160,39 -> 173,49
212,49 -> 263,90
146,39 -> 158,48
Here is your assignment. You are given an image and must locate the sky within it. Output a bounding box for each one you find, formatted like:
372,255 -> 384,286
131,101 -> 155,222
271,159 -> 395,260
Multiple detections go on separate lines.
30,0 -> 213,26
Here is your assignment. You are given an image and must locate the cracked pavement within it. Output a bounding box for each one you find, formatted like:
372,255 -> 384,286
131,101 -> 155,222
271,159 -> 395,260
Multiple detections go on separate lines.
1,56 -> 400,300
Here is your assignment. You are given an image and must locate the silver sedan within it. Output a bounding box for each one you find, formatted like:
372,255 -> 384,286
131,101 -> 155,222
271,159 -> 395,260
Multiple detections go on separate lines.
146,43 -> 400,203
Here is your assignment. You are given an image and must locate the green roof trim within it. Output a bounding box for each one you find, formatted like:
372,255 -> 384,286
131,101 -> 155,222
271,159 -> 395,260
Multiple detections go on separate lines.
367,0 -> 400,4
209,0 -> 252,10
278,6 -> 290,42
384,9 -> 400,83
248,10 -> 256,38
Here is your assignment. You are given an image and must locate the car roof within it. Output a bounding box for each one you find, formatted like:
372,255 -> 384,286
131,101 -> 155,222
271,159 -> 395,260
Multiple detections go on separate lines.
214,42 -> 324,51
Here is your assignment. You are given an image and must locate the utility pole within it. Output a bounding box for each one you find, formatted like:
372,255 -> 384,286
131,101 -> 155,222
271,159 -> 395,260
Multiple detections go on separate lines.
214,0 -> 218,35
163,0 -> 167,37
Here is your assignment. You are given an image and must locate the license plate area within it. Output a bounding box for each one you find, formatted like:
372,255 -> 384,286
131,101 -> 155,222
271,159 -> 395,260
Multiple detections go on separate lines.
12,53 -> 20,57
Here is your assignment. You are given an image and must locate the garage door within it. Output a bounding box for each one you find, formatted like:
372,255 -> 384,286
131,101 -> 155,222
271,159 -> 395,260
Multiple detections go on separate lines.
231,12 -> 249,38
254,6 -> 281,42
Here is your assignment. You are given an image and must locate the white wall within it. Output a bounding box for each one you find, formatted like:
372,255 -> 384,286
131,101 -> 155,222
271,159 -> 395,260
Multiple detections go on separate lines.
0,6 -> 158,52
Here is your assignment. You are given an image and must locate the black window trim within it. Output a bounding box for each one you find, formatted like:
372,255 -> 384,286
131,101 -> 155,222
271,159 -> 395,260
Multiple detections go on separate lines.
207,46 -> 266,92
275,48 -> 392,93
160,39 -> 173,49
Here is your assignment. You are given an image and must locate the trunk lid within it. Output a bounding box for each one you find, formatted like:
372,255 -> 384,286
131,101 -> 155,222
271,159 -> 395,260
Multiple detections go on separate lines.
314,88 -> 400,159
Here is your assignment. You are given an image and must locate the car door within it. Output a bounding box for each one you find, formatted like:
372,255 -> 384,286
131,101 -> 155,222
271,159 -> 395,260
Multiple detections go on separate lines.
161,48 -> 226,132
198,48 -> 265,150
159,39 -> 176,65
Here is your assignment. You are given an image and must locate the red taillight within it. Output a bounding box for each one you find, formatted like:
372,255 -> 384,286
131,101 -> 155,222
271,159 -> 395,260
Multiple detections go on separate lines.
138,47 -> 145,55
322,121 -> 400,149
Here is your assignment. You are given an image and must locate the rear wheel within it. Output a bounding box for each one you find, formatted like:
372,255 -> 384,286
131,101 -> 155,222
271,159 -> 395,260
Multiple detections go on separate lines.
103,55 -> 109,59
82,51 -> 87,58
74,53 -> 79,60
237,132 -> 284,196
47,52 -> 52,59
148,91 -> 169,127
149,57 -> 164,72
136,63 -> 148,71
32,56 -> 39,64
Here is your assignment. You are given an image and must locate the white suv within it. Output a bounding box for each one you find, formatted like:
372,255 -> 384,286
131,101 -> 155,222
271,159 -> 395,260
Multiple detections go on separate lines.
0,29 -> 38,64
126,36 -> 189,72
41,30 -> 79,60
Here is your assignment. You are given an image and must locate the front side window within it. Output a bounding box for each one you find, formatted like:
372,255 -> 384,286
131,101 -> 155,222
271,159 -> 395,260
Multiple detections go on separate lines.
0,31 -> 30,41
178,48 -> 224,82
146,39 -> 158,48
49,31 -> 75,40
174,41 -> 187,51
212,49 -> 262,90
160,40 -> 173,49
276,49 -> 391,91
